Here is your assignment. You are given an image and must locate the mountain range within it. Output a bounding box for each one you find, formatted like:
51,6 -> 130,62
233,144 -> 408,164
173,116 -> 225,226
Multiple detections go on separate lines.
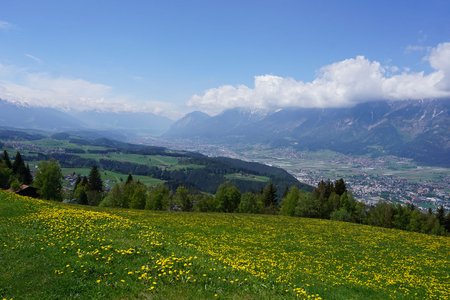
1,98 -> 449,167
164,100 -> 450,167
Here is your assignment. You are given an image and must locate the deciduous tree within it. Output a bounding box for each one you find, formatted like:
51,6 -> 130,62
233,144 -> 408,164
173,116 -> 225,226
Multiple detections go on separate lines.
34,159 -> 63,201
216,182 -> 241,213
280,186 -> 300,216
239,192 -> 263,214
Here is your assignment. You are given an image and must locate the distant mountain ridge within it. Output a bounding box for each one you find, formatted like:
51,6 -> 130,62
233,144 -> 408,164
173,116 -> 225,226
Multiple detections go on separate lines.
164,99 -> 450,167
70,110 -> 173,135
0,99 -> 82,131
0,99 -> 173,135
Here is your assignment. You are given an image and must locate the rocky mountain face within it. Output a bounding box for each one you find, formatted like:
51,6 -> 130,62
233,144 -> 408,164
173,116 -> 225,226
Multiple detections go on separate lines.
164,100 -> 450,167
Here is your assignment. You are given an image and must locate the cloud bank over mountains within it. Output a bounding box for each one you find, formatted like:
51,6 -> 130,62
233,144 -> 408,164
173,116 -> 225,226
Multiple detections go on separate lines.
0,66 -> 179,118
189,42 -> 450,114
0,42 -> 449,117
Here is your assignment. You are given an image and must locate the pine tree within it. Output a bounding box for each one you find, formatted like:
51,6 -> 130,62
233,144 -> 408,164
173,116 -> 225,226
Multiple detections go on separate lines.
3,150 -> 12,169
334,178 -> 347,196
79,190 -> 88,205
73,175 -> 81,191
10,152 -> 32,184
81,176 -> 88,186
436,205 -> 445,225
126,173 -> 133,184
12,152 -> 25,175
0,159 -> 12,189
23,163 -> 33,185
73,176 -> 89,205
445,212 -> 450,232
262,182 -> 277,208
88,166 -> 103,192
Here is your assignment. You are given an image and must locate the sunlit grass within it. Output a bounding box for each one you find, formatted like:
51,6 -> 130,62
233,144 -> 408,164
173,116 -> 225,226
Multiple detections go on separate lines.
1,191 -> 449,299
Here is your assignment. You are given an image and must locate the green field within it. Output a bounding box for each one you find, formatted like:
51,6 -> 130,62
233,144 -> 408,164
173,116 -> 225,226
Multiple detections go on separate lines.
78,153 -> 204,171
1,191 -> 449,299
23,138 -> 109,151
225,173 -> 270,183
62,168 -> 164,187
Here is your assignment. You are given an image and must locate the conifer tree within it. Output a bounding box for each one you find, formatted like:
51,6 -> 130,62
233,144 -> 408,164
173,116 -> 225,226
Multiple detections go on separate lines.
12,152 -> 25,174
79,189 -> 89,205
2,150 -> 12,169
88,166 -> 103,192
445,212 -> 450,232
0,159 -> 11,189
262,182 -> 277,208
81,176 -> 88,186
73,176 -> 89,205
73,175 -> 81,191
126,173 -> 133,184
334,178 -> 347,196
436,205 -> 445,226
23,163 -> 33,185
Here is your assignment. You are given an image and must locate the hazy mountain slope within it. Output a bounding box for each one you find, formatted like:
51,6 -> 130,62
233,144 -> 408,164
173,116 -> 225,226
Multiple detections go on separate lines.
70,111 -> 173,136
0,99 -> 173,136
160,111 -> 210,137
163,108 -> 266,139
0,99 -> 83,131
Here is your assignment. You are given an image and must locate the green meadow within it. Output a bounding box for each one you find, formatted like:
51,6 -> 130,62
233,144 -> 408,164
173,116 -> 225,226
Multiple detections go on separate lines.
1,191 -> 449,300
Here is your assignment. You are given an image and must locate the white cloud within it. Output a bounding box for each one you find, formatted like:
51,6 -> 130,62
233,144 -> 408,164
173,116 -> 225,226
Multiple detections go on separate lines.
405,45 -> 430,53
189,42 -> 450,115
0,71 -> 112,111
428,42 -> 450,90
0,65 -> 179,119
25,54 -> 44,64
0,20 -> 13,31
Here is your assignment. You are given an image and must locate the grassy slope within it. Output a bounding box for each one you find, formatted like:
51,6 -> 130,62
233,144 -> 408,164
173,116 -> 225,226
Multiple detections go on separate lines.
77,153 -> 204,170
61,168 -> 164,187
1,191 -> 449,300
225,173 -> 270,183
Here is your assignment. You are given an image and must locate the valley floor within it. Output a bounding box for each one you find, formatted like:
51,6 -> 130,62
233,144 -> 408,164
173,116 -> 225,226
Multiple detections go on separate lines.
144,138 -> 450,211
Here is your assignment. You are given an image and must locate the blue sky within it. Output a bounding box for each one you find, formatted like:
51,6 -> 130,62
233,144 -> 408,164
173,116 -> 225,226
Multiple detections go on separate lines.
1,0 -> 450,118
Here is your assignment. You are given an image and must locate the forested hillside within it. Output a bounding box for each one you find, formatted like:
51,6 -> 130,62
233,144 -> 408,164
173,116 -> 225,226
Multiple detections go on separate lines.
0,129 -> 308,195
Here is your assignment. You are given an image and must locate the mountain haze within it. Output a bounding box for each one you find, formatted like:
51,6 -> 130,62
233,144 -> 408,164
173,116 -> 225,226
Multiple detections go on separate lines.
0,99 -> 82,131
0,99 -> 173,135
70,111 -> 172,135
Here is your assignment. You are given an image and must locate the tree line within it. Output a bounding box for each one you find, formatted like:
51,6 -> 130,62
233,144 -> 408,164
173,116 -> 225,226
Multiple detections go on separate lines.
1,152 -> 449,236
0,150 -> 33,190
280,179 -> 449,235
82,168 -> 450,236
